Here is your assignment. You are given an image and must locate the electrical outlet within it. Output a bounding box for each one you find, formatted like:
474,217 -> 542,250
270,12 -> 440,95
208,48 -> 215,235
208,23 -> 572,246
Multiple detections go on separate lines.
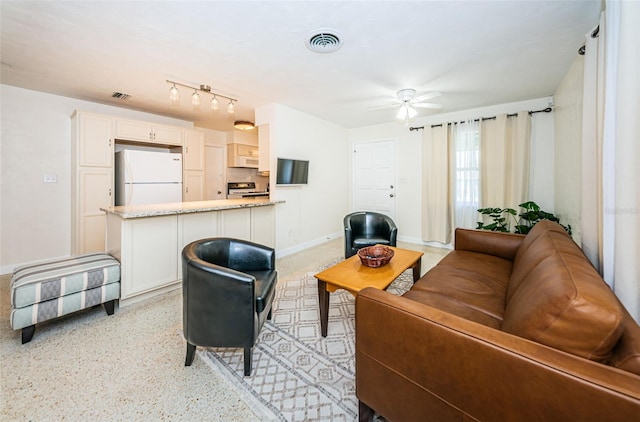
43,173 -> 58,183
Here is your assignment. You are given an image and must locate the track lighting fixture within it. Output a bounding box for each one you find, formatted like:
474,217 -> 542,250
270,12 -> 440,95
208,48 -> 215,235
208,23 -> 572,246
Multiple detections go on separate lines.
166,80 -> 237,114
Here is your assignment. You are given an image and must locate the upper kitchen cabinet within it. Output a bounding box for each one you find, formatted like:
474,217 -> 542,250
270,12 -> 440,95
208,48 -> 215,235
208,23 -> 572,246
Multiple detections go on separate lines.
72,111 -> 113,167
183,130 -> 205,171
115,118 -> 183,146
227,129 -> 259,168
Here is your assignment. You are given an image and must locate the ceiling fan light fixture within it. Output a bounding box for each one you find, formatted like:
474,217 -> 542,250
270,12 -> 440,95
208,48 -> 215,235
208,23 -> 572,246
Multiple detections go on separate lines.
234,120 -> 255,131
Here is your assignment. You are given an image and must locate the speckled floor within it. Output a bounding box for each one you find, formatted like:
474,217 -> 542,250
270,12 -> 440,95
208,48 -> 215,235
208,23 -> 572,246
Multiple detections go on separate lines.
0,238 -> 448,420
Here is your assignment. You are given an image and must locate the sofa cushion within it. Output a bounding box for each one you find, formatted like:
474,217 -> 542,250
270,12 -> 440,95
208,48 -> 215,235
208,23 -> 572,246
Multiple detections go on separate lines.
406,251 -> 512,328
503,225 -> 624,363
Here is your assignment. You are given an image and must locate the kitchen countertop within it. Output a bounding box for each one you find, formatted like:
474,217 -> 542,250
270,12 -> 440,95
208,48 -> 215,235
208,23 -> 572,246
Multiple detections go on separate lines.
101,197 -> 284,219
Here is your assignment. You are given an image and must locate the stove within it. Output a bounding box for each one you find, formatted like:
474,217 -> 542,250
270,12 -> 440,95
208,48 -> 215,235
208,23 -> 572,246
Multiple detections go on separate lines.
227,182 -> 269,199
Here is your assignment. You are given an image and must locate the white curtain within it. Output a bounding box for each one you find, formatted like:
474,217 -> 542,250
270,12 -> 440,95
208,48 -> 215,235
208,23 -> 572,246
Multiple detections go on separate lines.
422,113 -> 530,243
602,1 -> 640,321
451,120 -> 480,229
421,125 -> 452,244
480,112 -> 531,212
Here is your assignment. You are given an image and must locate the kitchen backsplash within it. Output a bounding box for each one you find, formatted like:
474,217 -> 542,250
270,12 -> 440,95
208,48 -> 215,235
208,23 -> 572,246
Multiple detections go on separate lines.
227,167 -> 269,191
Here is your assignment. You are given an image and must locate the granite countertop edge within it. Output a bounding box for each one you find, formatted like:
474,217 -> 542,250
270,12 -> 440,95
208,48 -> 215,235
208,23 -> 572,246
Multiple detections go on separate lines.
101,199 -> 285,219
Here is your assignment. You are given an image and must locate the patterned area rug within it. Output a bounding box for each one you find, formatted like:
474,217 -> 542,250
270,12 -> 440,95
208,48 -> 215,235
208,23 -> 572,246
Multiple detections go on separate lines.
199,261 -> 415,421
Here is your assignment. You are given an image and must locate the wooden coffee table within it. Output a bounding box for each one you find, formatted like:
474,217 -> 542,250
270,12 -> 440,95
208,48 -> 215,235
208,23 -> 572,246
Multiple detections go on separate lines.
314,246 -> 424,337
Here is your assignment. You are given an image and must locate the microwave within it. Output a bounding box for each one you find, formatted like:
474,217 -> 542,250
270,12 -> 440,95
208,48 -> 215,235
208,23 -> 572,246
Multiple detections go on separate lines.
231,155 -> 259,168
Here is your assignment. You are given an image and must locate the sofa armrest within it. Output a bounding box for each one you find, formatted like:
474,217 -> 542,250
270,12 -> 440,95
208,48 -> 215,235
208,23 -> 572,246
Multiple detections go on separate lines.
454,228 -> 525,261
356,288 -> 640,422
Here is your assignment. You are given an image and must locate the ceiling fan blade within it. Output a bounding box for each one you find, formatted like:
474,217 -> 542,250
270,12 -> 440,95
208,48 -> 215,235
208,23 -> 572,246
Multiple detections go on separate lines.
411,91 -> 442,103
413,102 -> 444,110
367,102 -> 401,110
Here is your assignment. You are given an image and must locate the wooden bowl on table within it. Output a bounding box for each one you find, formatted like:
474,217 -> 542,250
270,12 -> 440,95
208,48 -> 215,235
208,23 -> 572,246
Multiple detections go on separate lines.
357,245 -> 394,268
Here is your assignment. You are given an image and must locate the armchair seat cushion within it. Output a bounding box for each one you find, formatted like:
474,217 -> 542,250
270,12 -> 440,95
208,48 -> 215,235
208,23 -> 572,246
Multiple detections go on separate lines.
353,236 -> 393,248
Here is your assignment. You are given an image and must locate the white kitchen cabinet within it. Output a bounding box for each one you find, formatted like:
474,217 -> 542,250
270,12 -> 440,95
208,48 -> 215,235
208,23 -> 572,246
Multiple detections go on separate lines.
74,112 -> 114,167
77,168 -> 113,253
250,205 -> 276,248
228,143 -> 259,168
183,130 -> 205,171
71,111 -> 114,255
115,118 -> 183,146
107,214 -> 179,302
220,208 -> 251,240
177,212 -> 220,277
183,170 -> 205,201
182,130 -> 205,201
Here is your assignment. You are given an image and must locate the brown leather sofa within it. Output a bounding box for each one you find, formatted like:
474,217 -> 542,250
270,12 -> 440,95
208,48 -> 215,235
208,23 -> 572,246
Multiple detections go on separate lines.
356,220 -> 640,421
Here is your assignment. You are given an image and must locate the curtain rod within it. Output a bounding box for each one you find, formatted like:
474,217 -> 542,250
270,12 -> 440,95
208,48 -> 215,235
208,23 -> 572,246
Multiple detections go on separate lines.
408,107 -> 553,131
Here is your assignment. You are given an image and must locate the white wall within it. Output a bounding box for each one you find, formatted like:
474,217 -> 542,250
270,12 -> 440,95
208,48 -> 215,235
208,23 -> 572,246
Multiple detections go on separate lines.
349,97 -> 555,244
257,104 -> 349,256
0,84 -> 192,273
553,56 -> 585,244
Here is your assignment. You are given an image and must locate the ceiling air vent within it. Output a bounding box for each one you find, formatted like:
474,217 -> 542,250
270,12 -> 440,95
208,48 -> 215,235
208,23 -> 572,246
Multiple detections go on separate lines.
306,29 -> 343,53
111,92 -> 131,100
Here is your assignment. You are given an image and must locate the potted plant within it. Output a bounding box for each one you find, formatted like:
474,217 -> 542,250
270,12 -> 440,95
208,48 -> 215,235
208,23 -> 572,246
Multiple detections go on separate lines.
477,201 -> 571,235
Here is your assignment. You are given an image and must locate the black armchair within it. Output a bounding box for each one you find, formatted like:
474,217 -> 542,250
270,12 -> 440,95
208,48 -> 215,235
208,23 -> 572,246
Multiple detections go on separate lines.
182,237 -> 277,376
344,211 -> 398,258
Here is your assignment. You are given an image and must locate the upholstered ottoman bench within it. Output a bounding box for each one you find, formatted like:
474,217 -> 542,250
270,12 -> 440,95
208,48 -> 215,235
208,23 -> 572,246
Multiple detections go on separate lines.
10,253 -> 121,344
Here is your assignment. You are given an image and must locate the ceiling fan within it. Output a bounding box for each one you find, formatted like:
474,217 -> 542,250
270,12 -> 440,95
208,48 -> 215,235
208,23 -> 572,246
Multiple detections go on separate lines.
369,88 -> 443,122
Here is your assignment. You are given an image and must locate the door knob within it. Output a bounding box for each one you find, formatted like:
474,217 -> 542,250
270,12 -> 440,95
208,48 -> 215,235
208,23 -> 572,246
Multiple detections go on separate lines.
390,194 -> 395,198
217,191 -> 222,194
390,185 -> 394,189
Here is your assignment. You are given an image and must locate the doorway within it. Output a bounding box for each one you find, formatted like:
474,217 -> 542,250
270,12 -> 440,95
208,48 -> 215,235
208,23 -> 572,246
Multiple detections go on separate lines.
205,145 -> 226,200
352,139 -> 397,220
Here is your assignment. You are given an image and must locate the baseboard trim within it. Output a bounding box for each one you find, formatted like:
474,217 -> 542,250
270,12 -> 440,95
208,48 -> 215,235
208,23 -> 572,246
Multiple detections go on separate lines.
276,232 -> 342,258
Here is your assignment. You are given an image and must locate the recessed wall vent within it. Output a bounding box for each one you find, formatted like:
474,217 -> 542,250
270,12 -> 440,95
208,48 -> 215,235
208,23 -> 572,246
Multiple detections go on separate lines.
111,92 -> 131,100
306,28 -> 343,53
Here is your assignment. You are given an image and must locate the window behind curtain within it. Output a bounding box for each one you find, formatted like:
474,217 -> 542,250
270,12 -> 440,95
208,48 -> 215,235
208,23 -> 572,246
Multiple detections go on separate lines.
453,121 -> 480,229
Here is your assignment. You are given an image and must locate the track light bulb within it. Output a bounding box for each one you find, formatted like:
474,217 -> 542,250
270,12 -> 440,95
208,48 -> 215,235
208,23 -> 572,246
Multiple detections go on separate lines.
227,100 -> 235,114
211,96 -> 219,111
169,84 -> 179,102
191,90 -> 200,106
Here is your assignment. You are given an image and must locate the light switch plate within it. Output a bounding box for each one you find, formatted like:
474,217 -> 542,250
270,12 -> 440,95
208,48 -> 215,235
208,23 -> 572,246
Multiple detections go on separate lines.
43,173 -> 58,183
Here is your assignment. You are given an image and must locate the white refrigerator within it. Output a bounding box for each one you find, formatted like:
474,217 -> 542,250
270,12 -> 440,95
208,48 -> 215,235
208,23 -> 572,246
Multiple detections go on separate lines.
115,150 -> 183,206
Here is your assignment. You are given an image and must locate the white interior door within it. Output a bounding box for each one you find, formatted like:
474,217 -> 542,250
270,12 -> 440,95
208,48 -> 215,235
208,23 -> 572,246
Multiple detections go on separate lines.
205,145 -> 226,200
353,139 -> 396,219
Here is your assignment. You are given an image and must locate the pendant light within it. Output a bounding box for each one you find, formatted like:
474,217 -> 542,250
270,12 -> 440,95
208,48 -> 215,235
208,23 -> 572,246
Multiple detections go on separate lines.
211,95 -> 219,111
191,90 -> 200,106
169,83 -> 179,103
227,100 -> 235,114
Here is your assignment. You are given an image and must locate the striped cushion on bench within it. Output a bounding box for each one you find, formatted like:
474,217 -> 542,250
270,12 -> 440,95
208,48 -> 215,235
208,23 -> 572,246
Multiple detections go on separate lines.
10,253 -> 120,331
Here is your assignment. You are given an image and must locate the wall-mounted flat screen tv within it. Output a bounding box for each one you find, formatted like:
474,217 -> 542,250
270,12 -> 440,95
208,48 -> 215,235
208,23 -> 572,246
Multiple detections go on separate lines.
276,158 -> 309,185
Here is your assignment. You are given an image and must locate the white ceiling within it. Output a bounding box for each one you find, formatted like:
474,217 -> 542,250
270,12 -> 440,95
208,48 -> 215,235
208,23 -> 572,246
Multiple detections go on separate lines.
0,1 -> 601,131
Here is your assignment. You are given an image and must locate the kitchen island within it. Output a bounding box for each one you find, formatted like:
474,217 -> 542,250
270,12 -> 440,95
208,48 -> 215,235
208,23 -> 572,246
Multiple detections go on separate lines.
101,198 -> 283,306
